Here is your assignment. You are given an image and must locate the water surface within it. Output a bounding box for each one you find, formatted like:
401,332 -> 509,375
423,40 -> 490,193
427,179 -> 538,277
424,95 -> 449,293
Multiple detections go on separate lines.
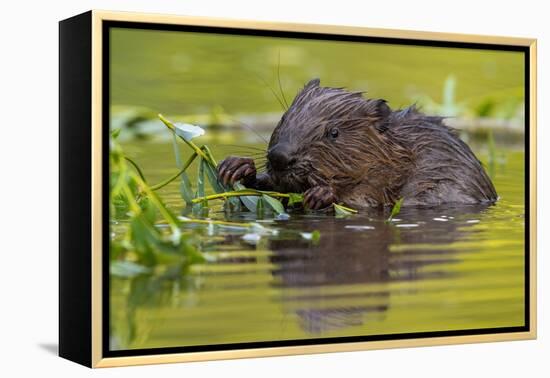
110,140 -> 525,350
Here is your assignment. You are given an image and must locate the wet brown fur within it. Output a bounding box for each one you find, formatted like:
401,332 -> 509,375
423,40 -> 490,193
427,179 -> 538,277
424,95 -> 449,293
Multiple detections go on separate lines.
218,79 -> 498,209
265,79 -> 497,208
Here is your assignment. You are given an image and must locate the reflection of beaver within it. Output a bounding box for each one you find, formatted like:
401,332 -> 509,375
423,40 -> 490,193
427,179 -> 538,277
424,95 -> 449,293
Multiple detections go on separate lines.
266,205 -> 487,334
218,79 -> 497,209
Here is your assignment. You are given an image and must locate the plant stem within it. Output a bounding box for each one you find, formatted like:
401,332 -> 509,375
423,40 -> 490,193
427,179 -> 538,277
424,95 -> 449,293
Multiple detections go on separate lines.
334,203 -> 358,213
122,183 -> 142,215
124,156 -> 147,182
150,152 -> 198,191
191,190 -> 290,204
201,145 -> 218,167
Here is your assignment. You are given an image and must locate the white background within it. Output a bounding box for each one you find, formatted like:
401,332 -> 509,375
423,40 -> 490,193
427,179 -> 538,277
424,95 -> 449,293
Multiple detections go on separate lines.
0,0 -> 547,376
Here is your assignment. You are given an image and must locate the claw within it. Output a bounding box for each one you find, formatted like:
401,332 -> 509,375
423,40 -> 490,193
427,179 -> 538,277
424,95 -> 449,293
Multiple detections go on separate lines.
304,186 -> 336,211
230,164 -> 250,184
217,156 -> 257,186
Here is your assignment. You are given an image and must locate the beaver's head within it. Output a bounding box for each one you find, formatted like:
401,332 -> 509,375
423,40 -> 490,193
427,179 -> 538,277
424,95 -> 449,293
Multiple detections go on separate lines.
266,78 -> 394,193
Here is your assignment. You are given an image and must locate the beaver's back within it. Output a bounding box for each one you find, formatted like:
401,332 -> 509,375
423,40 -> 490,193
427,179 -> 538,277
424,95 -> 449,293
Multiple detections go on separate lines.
389,107 -> 498,206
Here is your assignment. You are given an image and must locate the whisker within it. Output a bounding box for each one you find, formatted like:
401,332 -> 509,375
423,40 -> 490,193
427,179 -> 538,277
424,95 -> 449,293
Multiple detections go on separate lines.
253,72 -> 288,111
226,115 -> 270,145
214,149 -> 266,156
277,51 -> 289,109
217,144 -> 267,152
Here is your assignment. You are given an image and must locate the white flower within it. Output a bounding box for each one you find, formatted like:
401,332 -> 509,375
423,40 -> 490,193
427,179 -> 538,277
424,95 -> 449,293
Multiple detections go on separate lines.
174,122 -> 205,141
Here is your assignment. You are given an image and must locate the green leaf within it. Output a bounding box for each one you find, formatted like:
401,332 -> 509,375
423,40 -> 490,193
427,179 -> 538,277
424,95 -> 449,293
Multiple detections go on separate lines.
387,197 -> 404,222
288,193 -> 304,206
256,197 -> 265,218
233,182 -> 259,212
203,159 -> 226,194
334,203 -> 358,216
171,131 -> 183,169
200,145 -> 219,169
170,129 -> 194,205
197,158 -> 206,198
111,128 -> 121,139
262,194 -> 286,215
200,146 -> 239,213
311,230 -> 321,243
300,230 -> 321,242
191,158 -> 208,216
180,172 -> 194,205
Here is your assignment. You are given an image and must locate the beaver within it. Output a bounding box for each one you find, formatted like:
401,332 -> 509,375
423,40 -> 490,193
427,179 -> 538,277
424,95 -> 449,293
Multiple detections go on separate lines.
217,78 -> 497,210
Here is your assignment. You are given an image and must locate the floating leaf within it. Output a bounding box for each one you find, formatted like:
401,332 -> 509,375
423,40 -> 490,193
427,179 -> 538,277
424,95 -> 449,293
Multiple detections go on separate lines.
174,122 -> 205,141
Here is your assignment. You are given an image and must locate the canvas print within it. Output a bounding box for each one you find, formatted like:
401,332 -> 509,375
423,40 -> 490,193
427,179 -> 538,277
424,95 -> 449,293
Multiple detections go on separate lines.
107,25 -> 527,354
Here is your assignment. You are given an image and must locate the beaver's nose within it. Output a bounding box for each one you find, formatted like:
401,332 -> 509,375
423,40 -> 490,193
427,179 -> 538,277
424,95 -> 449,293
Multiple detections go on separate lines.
268,143 -> 294,171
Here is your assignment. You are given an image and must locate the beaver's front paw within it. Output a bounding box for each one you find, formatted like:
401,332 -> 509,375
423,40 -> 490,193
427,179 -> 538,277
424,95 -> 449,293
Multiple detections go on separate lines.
303,186 -> 337,210
217,156 -> 257,186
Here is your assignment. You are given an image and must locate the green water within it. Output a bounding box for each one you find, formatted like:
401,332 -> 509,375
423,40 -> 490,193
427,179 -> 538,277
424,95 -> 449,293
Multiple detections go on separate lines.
110,139 -> 525,350
110,28 -> 524,117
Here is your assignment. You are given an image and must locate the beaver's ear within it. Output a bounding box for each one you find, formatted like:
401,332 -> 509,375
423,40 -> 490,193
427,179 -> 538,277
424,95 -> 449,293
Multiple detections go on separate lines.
366,99 -> 391,133
304,78 -> 320,90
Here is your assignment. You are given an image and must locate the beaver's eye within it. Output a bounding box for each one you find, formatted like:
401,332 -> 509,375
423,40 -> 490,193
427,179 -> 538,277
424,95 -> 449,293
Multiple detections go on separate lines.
329,128 -> 339,139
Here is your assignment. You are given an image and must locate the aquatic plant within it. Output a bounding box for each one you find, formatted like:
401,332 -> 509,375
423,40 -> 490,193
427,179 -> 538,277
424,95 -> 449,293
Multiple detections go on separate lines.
415,75 -> 466,117
386,197 -> 404,223
109,123 -> 330,276
110,132 -> 300,272
109,130 -> 204,275
334,203 -> 358,216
